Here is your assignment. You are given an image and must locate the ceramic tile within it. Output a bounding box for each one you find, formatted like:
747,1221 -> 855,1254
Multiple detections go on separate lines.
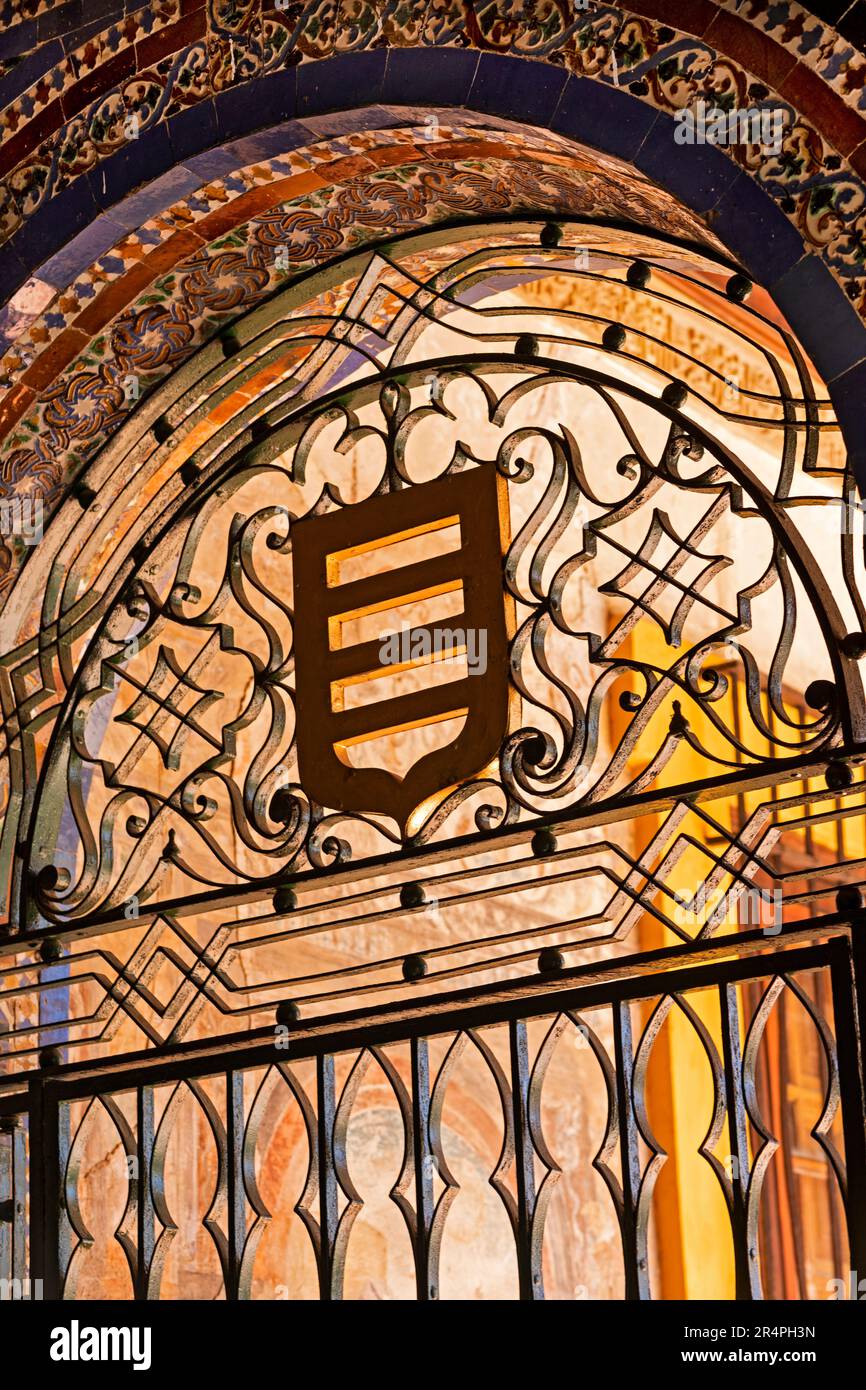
37,210 -> 129,285
167,98 -> 220,160
468,53 -> 569,128
634,109 -> 742,212
771,250 -> 866,379
381,44 -> 479,107
709,167 -> 805,284
296,48 -> 386,116
552,75 -> 660,162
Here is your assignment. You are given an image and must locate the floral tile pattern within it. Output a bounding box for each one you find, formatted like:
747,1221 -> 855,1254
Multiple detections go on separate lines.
0,2 -> 862,274
3,1 -> 866,605
0,120 -> 715,510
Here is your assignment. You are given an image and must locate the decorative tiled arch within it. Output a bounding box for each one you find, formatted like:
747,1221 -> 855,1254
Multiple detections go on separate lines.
0,119 -> 721,591
3,15 -> 866,507
3,0 -> 866,611
1,1 -> 866,306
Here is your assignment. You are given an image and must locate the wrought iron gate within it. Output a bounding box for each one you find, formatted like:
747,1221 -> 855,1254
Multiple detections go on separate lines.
3,915 -> 866,1300
3,220 -> 866,1299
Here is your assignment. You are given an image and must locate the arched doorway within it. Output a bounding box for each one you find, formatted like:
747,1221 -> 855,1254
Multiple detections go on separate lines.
2,5 -> 866,1305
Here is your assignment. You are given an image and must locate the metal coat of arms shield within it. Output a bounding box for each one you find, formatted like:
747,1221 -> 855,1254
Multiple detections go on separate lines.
291,465 -> 514,833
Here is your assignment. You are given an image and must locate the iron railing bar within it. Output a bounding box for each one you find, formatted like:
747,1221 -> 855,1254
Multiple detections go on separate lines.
27,1078 -> 69,1300
410,1037 -> 436,1300
0,1114 -> 26,1289
135,1086 -> 154,1302
316,1055 -> 338,1301
24,937 -> 847,1103
10,1118 -> 26,1290
8,747 -> 864,949
829,941 -> 866,1281
26,1074 -> 45,1299
509,1018 -> 541,1300
719,982 -> 761,1300
225,1071 -> 244,1302
613,1002 -> 650,1300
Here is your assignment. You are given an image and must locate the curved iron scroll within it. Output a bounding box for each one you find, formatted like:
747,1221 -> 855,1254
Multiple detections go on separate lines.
26,356 -> 857,926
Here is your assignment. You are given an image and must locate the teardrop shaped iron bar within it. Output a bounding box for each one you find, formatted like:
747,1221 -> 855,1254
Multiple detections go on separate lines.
564,1010 -> 622,1221
426,1033 -> 465,1293
466,1028 -> 520,1258
367,1045 -> 417,1262
828,945 -> 866,1281
509,1017 -> 542,1300
279,1063 -> 321,1284
612,1001 -> 651,1300
330,1049 -> 372,1299
719,983 -> 761,1300
237,1065 -> 288,1298
741,976 -> 788,1299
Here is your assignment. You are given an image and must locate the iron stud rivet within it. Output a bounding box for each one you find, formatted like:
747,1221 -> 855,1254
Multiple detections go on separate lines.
825,761 -> 853,792
532,829 -> 557,857
514,333 -> 539,359
805,679 -> 835,712
273,885 -> 297,913
842,632 -> 866,660
402,953 -> 427,982
72,482 -> 97,509
400,882 -> 426,909
661,381 -> 688,408
36,865 -> 61,892
538,946 -> 564,974
836,885 -> 863,913
726,273 -> 752,303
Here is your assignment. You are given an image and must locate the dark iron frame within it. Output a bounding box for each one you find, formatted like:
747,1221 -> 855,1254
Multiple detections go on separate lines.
2,218 -> 866,1301
2,915 -> 865,1301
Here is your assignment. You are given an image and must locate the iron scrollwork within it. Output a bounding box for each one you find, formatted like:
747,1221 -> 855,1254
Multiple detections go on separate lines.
28,359 -> 853,926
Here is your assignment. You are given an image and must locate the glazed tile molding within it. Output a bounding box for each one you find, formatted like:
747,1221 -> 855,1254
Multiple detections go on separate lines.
0,116 -> 730,606
2,1 -> 866,297
3,0 -> 866,611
